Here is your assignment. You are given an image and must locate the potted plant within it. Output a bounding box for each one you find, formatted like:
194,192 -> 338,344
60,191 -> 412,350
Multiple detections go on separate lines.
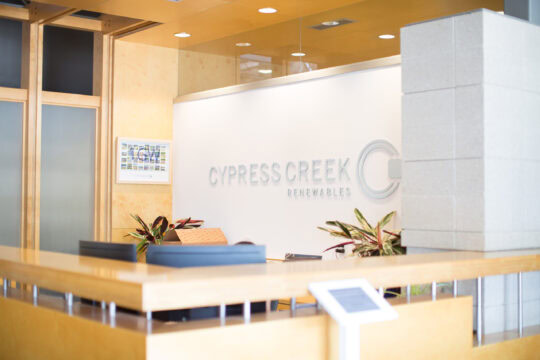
318,209 -> 403,256
318,209 -> 403,297
126,214 -> 204,258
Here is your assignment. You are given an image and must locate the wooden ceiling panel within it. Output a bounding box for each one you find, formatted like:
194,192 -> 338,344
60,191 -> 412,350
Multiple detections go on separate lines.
175,0 -> 503,69
32,0 -> 229,23
123,0 -> 368,48
30,0 -> 503,75
34,0 -> 365,46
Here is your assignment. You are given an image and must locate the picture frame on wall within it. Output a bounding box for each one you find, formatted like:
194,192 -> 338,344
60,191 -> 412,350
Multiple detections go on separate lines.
116,137 -> 171,184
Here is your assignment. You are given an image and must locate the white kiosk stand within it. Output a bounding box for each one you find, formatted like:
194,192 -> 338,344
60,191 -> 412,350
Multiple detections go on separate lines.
309,279 -> 398,360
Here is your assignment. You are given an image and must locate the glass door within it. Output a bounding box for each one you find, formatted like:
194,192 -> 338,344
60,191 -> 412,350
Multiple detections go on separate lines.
40,104 -> 95,254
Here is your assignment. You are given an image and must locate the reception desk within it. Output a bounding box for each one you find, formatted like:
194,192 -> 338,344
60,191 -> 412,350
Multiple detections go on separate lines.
0,246 -> 538,360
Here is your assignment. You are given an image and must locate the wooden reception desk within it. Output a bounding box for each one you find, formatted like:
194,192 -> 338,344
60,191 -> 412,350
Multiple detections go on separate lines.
0,246 -> 538,360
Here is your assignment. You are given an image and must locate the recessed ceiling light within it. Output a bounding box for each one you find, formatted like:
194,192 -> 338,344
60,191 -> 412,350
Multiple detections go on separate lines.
311,18 -> 355,30
174,32 -> 191,38
378,34 -> 395,39
236,42 -> 252,47
291,52 -> 306,57
321,21 -> 339,26
258,7 -> 277,14
258,69 -> 272,74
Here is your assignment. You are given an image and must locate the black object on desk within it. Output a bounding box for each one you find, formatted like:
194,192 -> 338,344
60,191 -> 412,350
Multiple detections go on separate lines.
284,253 -> 323,261
78,240 -> 138,311
79,240 -> 137,262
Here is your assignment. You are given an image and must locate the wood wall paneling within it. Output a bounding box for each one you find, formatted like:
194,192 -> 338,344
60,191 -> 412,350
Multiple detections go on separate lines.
20,22 -> 43,250
0,4 -> 29,21
111,40 -> 178,242
49,15 -> 102,32
28,2 -> 101,31
30,5 -> 80,25
92,32 -> 113,242
0,87 -> 28,102
41,91 -> 100,107
178,50 -> 237,96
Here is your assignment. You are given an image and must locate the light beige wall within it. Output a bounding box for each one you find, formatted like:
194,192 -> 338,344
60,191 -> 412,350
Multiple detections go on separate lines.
111,40 -> 178,242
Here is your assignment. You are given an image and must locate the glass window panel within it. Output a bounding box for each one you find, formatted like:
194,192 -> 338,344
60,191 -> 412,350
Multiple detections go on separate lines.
0,101 -> 22,247
40,105 -> 95,254
0,17 -> 22,88
43,25 -> 94,95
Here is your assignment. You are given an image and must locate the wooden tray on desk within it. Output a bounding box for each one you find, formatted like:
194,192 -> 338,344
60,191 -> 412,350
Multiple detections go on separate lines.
164,228 -> 228,245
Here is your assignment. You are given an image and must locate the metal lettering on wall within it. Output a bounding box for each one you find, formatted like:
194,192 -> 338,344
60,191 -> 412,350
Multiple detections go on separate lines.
209,139 -> 401,200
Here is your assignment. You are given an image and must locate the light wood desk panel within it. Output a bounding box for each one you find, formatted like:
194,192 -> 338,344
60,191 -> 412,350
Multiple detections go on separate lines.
0,294 -> 146,360
0,287 -> 473,360
0,246 -> 538,311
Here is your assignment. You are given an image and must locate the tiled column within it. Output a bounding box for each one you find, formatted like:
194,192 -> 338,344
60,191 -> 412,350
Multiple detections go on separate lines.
401,9 -> 540,333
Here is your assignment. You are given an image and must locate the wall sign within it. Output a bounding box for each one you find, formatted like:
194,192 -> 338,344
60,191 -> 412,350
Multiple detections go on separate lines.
357,139 -> 401,199
208,139 -> 401,200
116,137 -> 171,184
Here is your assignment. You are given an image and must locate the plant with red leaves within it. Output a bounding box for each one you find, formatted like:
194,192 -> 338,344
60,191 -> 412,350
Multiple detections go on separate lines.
126,215 -> 204,257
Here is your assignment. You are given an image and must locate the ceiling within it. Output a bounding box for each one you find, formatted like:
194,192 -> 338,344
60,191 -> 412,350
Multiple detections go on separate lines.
33,0 -> 503,72
33,0 -> 365,47
178,0 -> 503,69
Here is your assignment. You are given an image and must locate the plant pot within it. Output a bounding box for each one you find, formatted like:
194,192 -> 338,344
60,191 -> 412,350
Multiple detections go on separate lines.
384,287 -> 401,298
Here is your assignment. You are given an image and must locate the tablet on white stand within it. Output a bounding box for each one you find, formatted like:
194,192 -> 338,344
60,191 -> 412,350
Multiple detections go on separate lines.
309,279 -> 398,360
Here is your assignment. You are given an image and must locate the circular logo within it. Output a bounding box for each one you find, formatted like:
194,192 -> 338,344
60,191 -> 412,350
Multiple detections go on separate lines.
356,139 -> 400,199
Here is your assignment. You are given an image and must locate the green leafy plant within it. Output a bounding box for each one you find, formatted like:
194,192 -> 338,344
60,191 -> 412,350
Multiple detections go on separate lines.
318,209 -> 403,257
126,214 -> 204,257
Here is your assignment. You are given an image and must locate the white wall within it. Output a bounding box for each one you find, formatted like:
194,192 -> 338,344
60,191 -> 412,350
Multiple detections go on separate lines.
173,65 -> 402,259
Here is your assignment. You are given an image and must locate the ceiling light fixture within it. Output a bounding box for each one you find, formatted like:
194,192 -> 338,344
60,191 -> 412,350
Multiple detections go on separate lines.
258,7 -> 277,14
321,21 -> 339,26
291,18 -> 307,59
174,32 -> 191,38
236,42 -> 252,47
378,34 -> 395,39
310,18 -> 355,30
258,69 -> 272,74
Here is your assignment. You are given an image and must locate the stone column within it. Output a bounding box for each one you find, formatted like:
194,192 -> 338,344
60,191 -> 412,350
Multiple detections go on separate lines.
401,9 -> 540,334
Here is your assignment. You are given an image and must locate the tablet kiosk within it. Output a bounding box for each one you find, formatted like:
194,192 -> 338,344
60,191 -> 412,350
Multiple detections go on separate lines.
309,278 -> 397,326
309,279 -> 398,360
